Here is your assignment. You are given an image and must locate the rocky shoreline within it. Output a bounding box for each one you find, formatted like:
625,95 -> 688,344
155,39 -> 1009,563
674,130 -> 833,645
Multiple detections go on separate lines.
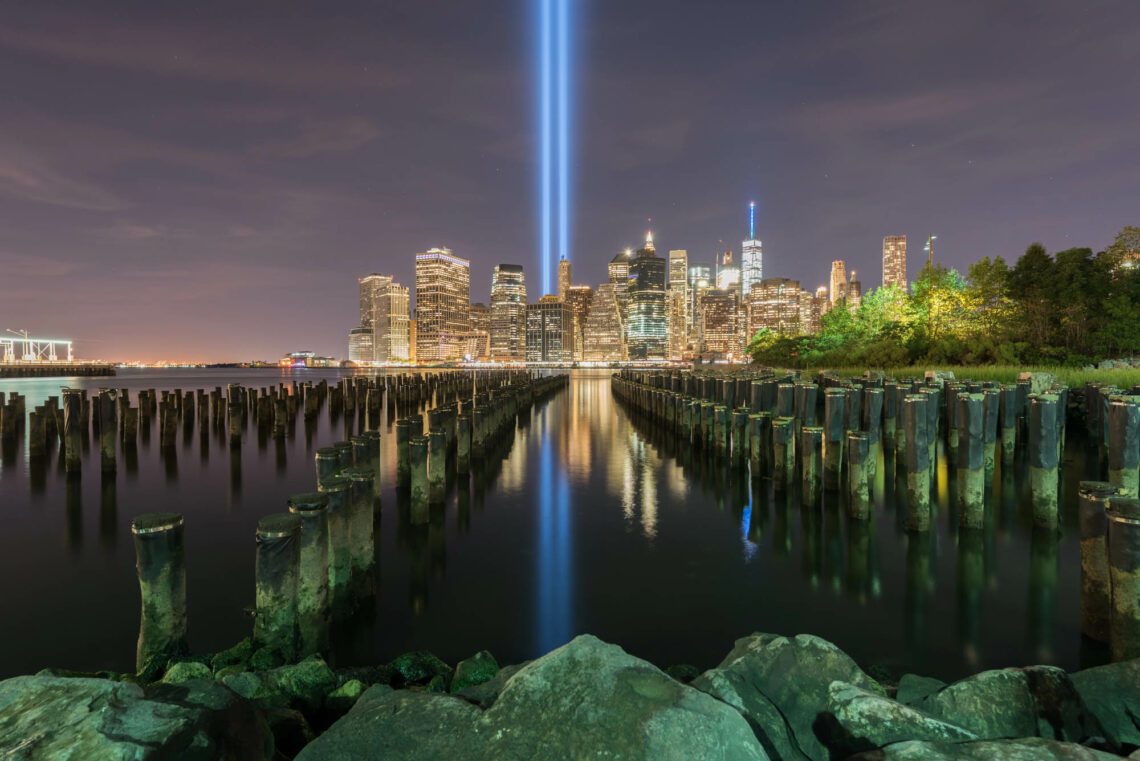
2,632 -> 1138,759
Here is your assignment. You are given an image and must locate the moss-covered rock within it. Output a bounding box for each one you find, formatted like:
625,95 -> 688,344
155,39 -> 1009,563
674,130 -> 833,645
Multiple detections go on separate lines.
1070,658 -> 1140,750
388,650 -> 453,688
298,635 -> 766,760
268,656 -> 338,713
0,675 -> 273,759
691,632 -> 882,761
451,651 -> 499,693
162,661 -> 213,684
325,679 -> 366,717
910,666 -> 1103,744
210,638 -> 254,672
820,680 -> 977,757
453,662 -> 528,709
848,737 -> 1119,759
896,673 -> 947,706
249,645 -> 289,672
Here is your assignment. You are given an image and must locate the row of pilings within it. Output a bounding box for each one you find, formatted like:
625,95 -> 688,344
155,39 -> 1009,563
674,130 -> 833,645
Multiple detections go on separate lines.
611,368 -> 1140,662
126,371 -> 569,678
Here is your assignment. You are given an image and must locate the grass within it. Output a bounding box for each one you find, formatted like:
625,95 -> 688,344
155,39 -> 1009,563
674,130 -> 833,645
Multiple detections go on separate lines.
813,364 -> 1140,389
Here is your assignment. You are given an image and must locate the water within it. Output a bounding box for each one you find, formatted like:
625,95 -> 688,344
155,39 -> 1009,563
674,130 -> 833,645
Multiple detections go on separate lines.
0,369 -> 1104,681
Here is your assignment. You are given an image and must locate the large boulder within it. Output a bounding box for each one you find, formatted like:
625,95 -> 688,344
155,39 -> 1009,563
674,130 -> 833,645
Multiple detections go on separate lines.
0,675 -> 273,760
818,681 -> 977,757
848,737 -> 1118,759
299,634 -> 767,760
1071,658 -> 1140,750
691,632 -> 882,760
895,673 -> 946,706
909,666 -> 1103,744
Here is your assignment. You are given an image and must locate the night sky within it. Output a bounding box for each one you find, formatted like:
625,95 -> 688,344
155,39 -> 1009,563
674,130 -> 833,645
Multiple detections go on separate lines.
2,1 -> 1137,362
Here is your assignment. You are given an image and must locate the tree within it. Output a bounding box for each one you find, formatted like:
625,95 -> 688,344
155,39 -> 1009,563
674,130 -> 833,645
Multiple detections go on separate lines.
1008,243 -> 1055,349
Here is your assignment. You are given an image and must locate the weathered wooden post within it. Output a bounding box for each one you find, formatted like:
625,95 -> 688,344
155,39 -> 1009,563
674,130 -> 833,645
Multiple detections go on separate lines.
847,431 -> 871,519
731,410 -> 749,467
131,513 -> 188,675
904,394 -> 931,531
457,413 -> 472,474
823,388 -> 846,490
428,429 -> 447,503
317,473 -> 353,609
957,393 -> 985,529
1108,397 -> 1140,498
1079,481 -> 1122,643
254,514 -> 301,660
1029,394 -> 1060,528
772,417 -> 795,489
982,388 -> 1000,477
800,426 -> 823,506
748,412 -> 771,478
287,493 -> 330,655
63,389 -> 82,474
999,384 -> 1018,462
713,405 -> 729,458
99,389 -> 116,473
28,409 -> 46,458
409,436 -> 429,523
1107,497 -> 1140,661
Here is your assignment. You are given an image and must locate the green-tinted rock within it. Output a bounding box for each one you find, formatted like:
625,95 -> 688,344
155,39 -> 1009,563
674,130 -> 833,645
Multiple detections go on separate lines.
335,664 -> 394,688
388,650 -> 453,688
267,656 -> 338,713
821,681 -> 977,756
848,737 -> 1118,759
162,661 -> 213,684
299,635 -> 766,760
454,662 -> 528,709
326,679 -> 366,717
263,706 -> 315,759
1070,658 -> 1140,749
220,671 -> 290,710
666,664 -> 701,683
249,645 -> 289,672
0,675 -> 273,760
210,637 -> 254,672
426,674 -> 448,693
451,650 -> 499,693
911,666 -> 1103,743
692,632 -> 882,761
896,673 -> 947,706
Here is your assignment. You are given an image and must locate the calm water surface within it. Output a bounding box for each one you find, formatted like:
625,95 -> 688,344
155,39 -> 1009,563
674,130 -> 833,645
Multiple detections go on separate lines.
0,369 -> 1103,680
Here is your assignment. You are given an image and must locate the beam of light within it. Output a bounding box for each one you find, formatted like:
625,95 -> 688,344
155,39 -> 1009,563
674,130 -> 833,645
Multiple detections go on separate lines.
749,201 -> 756,240
539,0 -> 553,297
557,0 -> 570,272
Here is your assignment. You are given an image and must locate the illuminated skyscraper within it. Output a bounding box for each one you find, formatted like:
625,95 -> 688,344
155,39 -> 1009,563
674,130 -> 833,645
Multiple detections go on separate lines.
716,249 -> 740,292
699,288 -> 741,357
829,260 -> 848,305
608,248 -> 633,320
746,278 -> 803,337
800,290 -> 823,334
847,270 -> 862,312
882,235 -> 907,289
687,264 -> 712,338
557,258 -> 572,300
467,302 -> 491,360
353,273 -> 410,363
414,248 -> 470,362
667,249 -> 689,360
526,295 -> 572,362
626,232 -> 668,360
583,283 -> 625,361
741,202 -> 763,295
565,285 -> 593,360
490,263 -> 527,361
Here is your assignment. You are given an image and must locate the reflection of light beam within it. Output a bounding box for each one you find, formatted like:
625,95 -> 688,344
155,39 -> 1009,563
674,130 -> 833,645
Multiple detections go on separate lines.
539,0 -> 552,296
557,0 -> 570,271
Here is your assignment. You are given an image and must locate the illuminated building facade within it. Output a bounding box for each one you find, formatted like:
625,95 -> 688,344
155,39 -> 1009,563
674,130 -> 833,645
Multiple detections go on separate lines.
557,258 -> 572,300
883,235 -> 907,289
526,295 -> 572,362
688,264 -> 712,338
747,278 -> 804,336
626,233 -> 668,360
829,259 -> 848,305
716,249 -> 740,292
608,248 -> 633,320
847,270 -> 862,312
699,288 -> 741,357
414,248 -> 470,362
800,290 -> 823,335
353,273 -> 410,363
740,202 -> 763,295
467,302 -> 491,360
565,285 -> 593,360
490,263 -> 527,361
583,283 -> 625,361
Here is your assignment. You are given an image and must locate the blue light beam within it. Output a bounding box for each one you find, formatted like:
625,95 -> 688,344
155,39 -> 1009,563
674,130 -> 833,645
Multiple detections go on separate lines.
539,0 -> 553,296
557,0 -> 571,271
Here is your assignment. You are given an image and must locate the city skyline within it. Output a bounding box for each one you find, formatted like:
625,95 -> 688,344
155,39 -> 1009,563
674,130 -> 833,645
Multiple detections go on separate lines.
3,2 -> 1138,361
